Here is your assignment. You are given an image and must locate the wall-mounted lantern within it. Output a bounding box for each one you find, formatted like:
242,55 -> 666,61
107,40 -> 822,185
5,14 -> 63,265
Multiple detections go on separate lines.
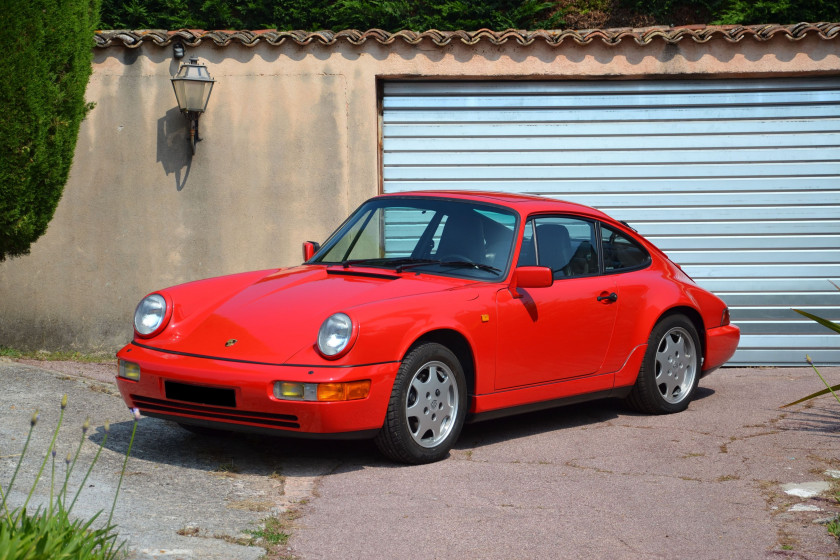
170,56 -> 215,154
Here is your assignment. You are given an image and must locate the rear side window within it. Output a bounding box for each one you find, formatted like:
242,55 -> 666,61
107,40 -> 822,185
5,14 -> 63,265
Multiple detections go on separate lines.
601,225 -> 651,272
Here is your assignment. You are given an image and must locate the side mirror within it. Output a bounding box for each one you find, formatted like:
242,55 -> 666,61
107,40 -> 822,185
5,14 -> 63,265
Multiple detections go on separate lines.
302,241 -> 320,261
509,266 -> 553,298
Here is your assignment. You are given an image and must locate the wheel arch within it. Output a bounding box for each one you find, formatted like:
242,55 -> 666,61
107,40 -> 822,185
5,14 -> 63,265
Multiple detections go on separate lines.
407,329 -> 476,398
657,306 -> 706,359
625,305 -> 705,414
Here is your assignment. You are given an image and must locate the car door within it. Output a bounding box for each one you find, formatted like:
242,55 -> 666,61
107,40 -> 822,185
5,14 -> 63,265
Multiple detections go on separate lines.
494,216 -> 619,390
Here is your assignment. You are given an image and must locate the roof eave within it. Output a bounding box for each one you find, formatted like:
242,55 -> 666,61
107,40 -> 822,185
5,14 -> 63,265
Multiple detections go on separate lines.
95,22 -> 840,49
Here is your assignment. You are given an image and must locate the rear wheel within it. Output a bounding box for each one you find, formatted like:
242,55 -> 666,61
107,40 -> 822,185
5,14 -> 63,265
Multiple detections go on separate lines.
375,342 -> 467,464
626,314 -> 701,414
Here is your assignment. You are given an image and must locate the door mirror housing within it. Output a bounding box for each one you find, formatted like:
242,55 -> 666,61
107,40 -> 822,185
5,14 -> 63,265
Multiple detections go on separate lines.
509,266 -> 553,298
302,241 -> 320,261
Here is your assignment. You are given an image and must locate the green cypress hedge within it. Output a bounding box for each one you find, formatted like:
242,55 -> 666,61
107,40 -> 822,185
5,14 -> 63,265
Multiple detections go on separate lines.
0,0 -> 101,262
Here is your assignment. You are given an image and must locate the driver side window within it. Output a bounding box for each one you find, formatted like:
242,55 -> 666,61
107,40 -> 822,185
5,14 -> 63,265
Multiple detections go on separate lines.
517,216 -> 598,279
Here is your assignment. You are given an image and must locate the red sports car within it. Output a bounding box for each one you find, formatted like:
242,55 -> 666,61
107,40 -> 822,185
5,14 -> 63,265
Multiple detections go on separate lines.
116,191 -> 739,463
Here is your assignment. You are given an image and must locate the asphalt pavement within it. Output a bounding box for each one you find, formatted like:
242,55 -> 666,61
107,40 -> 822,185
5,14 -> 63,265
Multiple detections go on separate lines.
1,358 -> 838,559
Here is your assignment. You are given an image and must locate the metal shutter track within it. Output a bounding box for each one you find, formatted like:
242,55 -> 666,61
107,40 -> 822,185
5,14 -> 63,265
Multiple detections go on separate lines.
382,78 -> 840,366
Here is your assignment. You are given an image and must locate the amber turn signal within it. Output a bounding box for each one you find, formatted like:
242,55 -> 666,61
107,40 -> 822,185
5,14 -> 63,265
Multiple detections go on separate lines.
274,380 -> 370,402
317,380 -> 371,401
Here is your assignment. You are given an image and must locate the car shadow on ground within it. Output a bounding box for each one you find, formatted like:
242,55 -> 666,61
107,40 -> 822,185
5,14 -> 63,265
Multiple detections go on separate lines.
90,387 -> 719,472
457,386 -> 716,450
89,418 -> 381,476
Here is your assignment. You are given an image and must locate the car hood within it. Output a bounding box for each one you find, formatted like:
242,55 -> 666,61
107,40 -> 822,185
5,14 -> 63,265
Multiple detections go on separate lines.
143,266 -> 476,364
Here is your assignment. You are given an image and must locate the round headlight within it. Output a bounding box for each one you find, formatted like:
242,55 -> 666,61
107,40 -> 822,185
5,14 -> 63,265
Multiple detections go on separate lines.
134,294 -> 168,337
317,313 -> 355,358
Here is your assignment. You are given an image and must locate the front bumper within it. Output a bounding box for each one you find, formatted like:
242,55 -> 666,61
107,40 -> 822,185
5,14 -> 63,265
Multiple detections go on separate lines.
115,343 -> 399,436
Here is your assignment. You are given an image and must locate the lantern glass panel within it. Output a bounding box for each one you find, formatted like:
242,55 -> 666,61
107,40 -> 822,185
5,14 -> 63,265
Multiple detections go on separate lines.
171,60 -> 215,113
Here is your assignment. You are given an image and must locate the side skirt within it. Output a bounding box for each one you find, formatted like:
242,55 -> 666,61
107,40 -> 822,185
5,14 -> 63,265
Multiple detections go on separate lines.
466,387 -> 632,424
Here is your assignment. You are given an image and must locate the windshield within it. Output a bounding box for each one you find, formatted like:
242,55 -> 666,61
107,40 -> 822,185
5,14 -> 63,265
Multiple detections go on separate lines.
311,197 -> 518,280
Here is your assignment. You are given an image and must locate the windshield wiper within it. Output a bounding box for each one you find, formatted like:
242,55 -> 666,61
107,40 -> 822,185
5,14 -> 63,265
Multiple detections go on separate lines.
396,259 -> 501,275
440,260 -> 502,274
337,257 -> 501,275
339,257 -> 432,269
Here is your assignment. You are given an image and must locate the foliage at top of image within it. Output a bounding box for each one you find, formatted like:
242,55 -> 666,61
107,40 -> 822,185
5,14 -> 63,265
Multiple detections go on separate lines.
98,0 -> 840,31
0,0 -> 101,262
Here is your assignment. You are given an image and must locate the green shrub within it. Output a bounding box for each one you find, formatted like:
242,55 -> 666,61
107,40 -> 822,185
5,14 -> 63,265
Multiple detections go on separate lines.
783,282 -> 840,408
714,0 -> 840,25
0,397 -> 139,560
782,282 -> 840,543
100,0 -> 564,31
0,0 -> 100,262
98,0 -> 840,31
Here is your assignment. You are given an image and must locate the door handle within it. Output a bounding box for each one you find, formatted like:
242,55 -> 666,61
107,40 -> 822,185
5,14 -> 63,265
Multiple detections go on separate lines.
597,292 -> 618,303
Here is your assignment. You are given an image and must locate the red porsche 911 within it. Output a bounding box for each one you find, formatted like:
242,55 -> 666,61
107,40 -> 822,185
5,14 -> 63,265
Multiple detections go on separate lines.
116,191 -> 739,463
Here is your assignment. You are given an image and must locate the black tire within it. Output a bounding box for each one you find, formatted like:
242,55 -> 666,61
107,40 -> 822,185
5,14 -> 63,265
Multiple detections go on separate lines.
626,314 -> 701,414
375,342 -> 467,464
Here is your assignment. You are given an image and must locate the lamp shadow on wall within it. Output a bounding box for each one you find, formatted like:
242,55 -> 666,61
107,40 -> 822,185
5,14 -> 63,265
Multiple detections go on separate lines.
157,107 -> 192,191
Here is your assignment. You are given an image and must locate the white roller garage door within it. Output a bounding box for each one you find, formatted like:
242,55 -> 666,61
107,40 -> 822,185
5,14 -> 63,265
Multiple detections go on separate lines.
382,78 -> 840,366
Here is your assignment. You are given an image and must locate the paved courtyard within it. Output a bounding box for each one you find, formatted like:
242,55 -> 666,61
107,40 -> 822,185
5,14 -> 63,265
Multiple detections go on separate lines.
2,359 -> 838,559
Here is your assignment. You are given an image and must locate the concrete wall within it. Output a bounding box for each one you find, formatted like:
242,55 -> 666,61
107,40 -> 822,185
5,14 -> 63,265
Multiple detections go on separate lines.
1,29 -> 838,352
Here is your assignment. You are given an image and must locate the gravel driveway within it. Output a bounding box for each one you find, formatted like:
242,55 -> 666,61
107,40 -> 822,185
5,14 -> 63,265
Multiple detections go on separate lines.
2,358 -> 838,559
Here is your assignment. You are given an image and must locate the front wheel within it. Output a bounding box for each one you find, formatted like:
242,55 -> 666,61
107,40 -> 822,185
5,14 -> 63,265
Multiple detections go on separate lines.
626,314 -> 701,414
375,343 -> 467,464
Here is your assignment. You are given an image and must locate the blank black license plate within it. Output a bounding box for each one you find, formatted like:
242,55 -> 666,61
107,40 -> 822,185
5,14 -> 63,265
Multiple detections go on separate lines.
165,381 -> 236,408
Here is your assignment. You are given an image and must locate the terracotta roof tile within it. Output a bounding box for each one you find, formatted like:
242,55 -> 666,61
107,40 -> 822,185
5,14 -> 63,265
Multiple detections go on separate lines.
95,22 -> 840,49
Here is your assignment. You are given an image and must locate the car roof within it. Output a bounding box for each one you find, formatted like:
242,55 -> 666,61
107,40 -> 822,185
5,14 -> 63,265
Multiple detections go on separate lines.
375,190 -> 613,221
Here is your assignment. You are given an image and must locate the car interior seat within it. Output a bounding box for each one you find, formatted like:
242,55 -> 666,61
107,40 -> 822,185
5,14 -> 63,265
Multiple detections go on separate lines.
435,210 -> 486,263
535,223 -> 573,278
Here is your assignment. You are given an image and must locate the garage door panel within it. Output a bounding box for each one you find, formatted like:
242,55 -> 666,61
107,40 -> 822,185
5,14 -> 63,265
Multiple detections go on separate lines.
732,349 -> 840,366
719,292 -> 840,306
385,177 -> 840,195
743,334 -> 840,348
385,122 -> 840,140
699,278 -> 840,292
561,191 -> 838,208
383,105 -> 840,123
726,307 -> 840,321
385,78 -> 838,96
383,162 -> 838,181
651,235 -> 840,250
384,147 -> 840,167
668,249 -> 840,265
386,92 -> 840,111
682,264 -> 840,278
602,206 -> 839,221
636,221 -> 840,236
737,321 -> 840,335
383,78 -> 840,366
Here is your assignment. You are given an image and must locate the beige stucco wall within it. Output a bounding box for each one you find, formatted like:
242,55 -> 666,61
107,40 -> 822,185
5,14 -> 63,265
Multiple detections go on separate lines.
1,31 -> 838,352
